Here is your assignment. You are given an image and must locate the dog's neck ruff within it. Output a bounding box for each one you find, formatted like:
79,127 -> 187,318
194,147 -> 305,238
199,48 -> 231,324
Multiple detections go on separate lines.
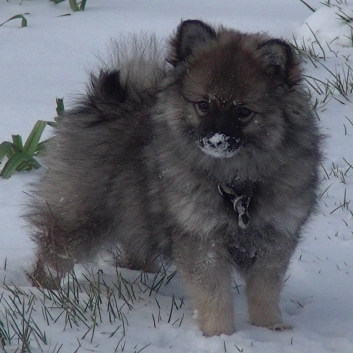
218,180 -> 254,229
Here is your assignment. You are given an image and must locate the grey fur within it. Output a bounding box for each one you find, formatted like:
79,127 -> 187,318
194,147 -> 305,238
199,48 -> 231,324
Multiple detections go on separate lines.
25,20 -> 322,336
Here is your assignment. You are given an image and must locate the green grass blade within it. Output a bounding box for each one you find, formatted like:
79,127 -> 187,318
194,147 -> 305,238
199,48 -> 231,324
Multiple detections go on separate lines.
23,120 -> 49,157
11,135 -> 23,150
69,0 -> 80,11
56,98 -> 65,116
299,0 -> 316,12
35,140 -> 47,154
0,14 -> 28,28
27,157 -> 41,169
47,121 -> 59,128
21,16 -> 27,27
80,0 -> 87,11
0,152 -> 28,178
52,0 -> 66,3
15,161 -> 30,172
9,144 -> 22,156
0,142 -> 13,161
16,157 -> 41,171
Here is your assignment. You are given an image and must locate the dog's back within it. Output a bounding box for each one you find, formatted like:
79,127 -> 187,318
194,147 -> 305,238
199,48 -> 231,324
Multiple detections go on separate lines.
25,36 -> 166,287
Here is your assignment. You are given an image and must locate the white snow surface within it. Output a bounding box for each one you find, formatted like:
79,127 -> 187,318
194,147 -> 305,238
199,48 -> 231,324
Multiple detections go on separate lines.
1,1 -> 353,352
295,4 -> 353,51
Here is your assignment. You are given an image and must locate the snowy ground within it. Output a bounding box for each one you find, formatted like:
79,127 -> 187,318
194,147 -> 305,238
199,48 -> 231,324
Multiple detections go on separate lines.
1,1 -> 353,352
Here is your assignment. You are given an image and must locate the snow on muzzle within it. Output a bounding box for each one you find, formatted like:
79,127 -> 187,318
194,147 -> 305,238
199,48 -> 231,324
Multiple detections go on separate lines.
198,132 -> 243,159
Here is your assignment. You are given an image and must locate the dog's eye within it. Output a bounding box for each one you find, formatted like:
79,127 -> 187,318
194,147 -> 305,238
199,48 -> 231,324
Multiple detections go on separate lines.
196,101 -> 210,114
239,107 -> 252,119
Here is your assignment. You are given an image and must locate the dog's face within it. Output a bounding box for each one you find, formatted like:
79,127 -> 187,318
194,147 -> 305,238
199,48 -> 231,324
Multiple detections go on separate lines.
168,20 -> 301,159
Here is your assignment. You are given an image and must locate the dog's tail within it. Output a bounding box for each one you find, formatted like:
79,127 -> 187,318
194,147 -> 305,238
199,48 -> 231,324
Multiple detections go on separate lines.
85,34 -> 167,110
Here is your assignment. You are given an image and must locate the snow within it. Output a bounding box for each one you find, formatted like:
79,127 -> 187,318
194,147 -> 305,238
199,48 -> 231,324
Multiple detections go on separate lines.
295,4 -> 353,49
1,0 -> 353,352
199,133 -> 239,158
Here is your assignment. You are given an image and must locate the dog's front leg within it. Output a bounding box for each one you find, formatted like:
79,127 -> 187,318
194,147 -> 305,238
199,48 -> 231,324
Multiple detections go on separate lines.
173,237 -> 235,336
242,239 -> 296,331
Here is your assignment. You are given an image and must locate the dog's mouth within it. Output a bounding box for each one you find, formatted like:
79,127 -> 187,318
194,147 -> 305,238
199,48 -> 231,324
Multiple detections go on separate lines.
197,133 -> 243,159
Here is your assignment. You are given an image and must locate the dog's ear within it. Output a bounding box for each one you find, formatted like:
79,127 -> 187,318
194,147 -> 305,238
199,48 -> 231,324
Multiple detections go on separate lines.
258,39 -> 301,87
168,20 -> 216,66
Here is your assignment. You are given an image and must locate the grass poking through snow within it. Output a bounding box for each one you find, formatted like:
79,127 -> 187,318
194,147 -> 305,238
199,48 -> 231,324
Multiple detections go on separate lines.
0,265 -> 184,352
0,14 -> 28,28
0,99 -> 64,179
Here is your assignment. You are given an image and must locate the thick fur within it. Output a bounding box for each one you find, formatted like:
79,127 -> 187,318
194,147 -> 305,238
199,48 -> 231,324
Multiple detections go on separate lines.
25,20 -> 321,336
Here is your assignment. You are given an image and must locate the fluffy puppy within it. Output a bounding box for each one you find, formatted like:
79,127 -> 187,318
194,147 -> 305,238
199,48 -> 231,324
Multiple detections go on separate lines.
26,20 -> 321,336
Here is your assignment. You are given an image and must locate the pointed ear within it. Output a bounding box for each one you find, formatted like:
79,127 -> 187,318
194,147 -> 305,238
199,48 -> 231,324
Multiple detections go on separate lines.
168,20 -> 217,66
258,39 -> 301,87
